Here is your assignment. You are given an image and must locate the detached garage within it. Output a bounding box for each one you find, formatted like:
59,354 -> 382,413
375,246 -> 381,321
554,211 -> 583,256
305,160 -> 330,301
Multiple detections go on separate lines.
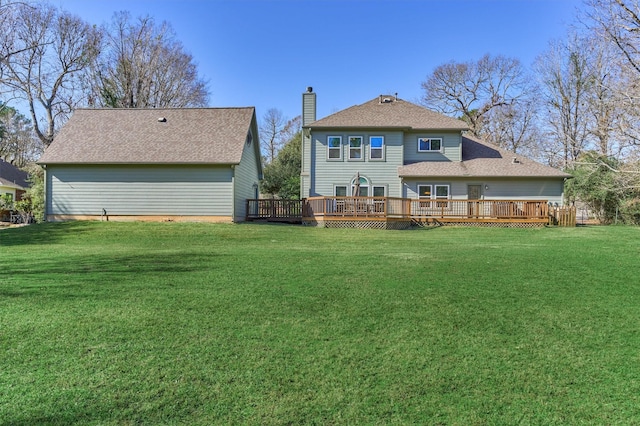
38,108 -> 262,222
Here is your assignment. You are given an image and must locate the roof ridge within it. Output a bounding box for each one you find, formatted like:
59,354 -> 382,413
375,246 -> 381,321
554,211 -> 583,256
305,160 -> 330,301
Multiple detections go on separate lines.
74,106 -> 255,111
308,95 -> 469,130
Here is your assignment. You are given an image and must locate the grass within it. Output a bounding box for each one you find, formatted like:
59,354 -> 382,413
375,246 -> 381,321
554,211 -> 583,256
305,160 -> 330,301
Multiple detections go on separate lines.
1,222 -> 639,425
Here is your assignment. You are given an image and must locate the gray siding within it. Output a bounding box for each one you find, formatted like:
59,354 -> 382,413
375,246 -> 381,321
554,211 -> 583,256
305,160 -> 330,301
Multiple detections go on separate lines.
233,122 -> 261,221
403,131 -> 462,163
480,178 -> 565,204
47,165 -> 233,216
403,177 -> 565,205
301,131 -> 312,198
302,92 -> 317,126
309,130 -> 404,197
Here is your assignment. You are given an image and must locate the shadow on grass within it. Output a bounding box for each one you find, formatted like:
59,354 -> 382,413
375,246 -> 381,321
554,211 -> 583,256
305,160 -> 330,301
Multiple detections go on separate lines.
5,401 -> 196,426
0,221 -> 97,247
0,250 -> 223,298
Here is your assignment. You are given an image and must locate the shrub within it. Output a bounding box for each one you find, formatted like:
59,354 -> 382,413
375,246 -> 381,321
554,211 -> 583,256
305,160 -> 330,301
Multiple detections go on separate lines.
620,198 -> 640,225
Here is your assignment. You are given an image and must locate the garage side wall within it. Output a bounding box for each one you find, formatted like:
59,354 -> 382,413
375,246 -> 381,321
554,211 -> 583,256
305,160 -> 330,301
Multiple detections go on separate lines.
233,122 -> 262,222
46,165 -> 234,220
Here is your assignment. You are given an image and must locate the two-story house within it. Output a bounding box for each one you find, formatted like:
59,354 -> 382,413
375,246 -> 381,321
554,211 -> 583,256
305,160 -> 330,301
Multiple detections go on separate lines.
300,88 -> 571,227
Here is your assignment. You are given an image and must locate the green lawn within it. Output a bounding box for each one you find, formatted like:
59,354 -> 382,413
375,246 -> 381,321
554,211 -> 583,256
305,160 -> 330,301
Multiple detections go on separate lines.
1,222 -> 639,425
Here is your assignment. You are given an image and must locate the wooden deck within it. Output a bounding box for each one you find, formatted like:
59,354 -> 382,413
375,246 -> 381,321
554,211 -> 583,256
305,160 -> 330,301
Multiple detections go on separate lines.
246,197 -> 575,227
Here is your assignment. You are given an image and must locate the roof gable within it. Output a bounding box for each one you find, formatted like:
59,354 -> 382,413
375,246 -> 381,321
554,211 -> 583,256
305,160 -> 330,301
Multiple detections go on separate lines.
38,108 -> 256,165
307,96 -> 469,131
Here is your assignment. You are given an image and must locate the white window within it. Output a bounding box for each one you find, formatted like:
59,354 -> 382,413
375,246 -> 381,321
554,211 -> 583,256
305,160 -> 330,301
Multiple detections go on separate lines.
418,137 -> 442,152
370,136 -> 384,160
418,185 -> 432,208
417,184 -> 450,207
372,186 -> 386,212
435,185 -> 450,207
334,186 -> 347,197
328,136 -> 342,160
373,186 -> 385,197
351,175 -> 369,196
349,136 -> 363,160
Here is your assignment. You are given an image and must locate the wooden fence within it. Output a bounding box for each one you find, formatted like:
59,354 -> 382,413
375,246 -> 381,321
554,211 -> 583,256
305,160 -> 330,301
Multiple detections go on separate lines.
549,206 -> 577,227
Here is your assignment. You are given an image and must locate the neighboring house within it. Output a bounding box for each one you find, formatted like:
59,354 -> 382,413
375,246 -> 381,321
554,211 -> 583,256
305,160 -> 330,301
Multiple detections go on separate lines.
0,158 -> 29,202
301,89 -> 571,206
38,108 -> 262,222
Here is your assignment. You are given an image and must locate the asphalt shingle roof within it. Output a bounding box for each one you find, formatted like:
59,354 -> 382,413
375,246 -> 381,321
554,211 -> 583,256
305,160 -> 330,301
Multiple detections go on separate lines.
38,108 -> 256,165
399,135 -> 572,178
0,159 -> 29,189
307,96 -> 469,131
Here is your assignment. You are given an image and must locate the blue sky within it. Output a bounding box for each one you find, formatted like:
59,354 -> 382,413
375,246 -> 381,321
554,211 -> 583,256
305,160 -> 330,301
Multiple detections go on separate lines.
57,0 -> 583,122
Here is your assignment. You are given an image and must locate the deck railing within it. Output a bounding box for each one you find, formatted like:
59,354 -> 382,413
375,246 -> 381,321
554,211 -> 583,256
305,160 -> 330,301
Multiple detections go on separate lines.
303,197 -> 550,221
247,197 -> 571,225
303,196 -> 410,218
408,199 -> 549,220
246,199 -> 303,222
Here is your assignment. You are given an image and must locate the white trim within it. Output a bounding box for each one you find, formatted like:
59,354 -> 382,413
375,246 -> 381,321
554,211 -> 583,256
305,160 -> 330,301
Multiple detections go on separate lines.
417,183 -> 450,207
369,136 -> 385,160
350,175 -> 370,196
372,185 -> 386,197
418,184 -> 432,207
348,136 -> 364,161
434,184 -> 450,208
418,137 -> 443,153
334,185 -> 347,196
327,136 -> 342,160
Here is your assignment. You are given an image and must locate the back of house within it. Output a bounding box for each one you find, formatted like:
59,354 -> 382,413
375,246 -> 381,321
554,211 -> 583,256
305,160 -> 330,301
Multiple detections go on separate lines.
301,89 -> 570,205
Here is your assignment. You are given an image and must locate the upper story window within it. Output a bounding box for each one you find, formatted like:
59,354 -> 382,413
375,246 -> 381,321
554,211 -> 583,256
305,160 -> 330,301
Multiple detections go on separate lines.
349,136 -> 363,160
328,136 -> 342,160
369,136 -> 384,160
418,137 -> 442,152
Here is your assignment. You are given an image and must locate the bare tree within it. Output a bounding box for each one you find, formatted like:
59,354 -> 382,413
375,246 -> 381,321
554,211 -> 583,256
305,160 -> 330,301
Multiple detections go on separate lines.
421,54 -> 530,137
0,1 -> 29,67
86,12 -> 208,108
259,108 -> 300,164
535,35 -> 595,167
584,0 -> 640,150
586,0 -> 640,74
587,40 -> 627,157
481,99 -> 540,157
0,3 -> 100,146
